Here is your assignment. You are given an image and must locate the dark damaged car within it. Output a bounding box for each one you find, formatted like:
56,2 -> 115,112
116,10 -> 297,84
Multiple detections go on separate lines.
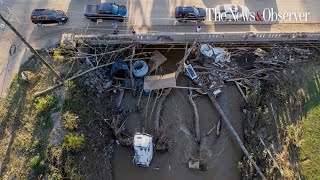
31,9 -> 68,25
84,2 -> 128,22
175,6 -> 206,22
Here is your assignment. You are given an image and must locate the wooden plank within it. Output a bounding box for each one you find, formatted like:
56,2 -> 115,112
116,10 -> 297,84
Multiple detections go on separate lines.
148,50 -> 167,73
144,73 -> 176,90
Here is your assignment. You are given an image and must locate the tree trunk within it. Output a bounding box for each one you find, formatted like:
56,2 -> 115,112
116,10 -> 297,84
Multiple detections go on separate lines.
202,85 -> 266,180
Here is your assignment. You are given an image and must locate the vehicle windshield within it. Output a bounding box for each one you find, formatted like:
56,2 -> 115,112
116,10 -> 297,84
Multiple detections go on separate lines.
50,9 -> 57,17
112,4 -> 119,14
193,7 -> 200,16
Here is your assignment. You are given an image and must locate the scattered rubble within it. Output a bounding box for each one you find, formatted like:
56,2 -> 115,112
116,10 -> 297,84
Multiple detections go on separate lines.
82,68 -> 113,93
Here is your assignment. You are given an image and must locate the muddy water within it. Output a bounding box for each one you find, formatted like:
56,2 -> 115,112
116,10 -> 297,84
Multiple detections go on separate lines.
112,48 -> 244,180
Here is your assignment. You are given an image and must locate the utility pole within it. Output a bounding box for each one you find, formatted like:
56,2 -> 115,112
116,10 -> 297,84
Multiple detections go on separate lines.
0,13 -> 63,82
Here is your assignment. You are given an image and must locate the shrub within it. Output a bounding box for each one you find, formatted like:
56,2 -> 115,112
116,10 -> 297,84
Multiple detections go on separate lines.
62,111 -> 79,130
30,155 -> 46,175
35,94 -> 56,115
53,50 -> 64,62
48,171 -> 63,180
63,133 -> 85,152
48,166 -> 63,180
59,43 -> 66,51
286,124 -> 302,147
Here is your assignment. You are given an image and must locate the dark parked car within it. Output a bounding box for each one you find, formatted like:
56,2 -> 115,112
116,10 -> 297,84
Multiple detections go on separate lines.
84,3 -> 128,22
175,6 -> 206,22
31,9 -> 68,25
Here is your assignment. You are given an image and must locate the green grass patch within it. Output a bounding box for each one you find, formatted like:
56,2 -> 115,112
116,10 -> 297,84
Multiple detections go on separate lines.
300,70 -> 320,179
63,133 -> 85,152
0,56 -> 60,179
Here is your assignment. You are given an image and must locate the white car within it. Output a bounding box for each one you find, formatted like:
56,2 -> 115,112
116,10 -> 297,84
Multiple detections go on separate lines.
214,4 -> 250,21
133,133 -> 153,167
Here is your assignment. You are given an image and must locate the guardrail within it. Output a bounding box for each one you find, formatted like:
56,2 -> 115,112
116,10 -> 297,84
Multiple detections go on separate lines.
73,31 -> 320,44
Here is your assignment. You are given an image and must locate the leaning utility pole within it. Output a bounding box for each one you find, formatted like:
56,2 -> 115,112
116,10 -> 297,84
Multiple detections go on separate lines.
0,13 -> 63,82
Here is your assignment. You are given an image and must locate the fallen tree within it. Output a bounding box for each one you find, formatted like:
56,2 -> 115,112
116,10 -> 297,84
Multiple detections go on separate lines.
199,83 -> 266,179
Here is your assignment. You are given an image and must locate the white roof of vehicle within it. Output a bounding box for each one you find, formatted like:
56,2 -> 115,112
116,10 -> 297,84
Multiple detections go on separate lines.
223,4 -> 239,13
216,4 -> 250,14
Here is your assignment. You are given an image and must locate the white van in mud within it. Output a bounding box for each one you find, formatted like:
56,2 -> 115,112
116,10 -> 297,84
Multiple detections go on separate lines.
133,133 -> 153,167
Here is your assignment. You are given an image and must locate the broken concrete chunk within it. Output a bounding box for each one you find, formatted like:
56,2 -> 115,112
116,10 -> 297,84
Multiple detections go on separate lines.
61,33 -> 76,49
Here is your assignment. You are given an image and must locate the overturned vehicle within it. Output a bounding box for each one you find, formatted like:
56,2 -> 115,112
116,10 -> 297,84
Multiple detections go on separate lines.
133,133 -> 153,167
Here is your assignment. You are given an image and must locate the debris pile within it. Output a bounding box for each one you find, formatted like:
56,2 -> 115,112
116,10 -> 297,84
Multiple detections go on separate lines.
82,68 -> 113,93
46,40 -> 319,175
187,43 -> 317,94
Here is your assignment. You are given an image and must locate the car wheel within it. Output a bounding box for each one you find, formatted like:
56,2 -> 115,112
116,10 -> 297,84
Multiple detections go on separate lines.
118,19 -> 124,22
90,18 -> 97,22
58,21 -> 63,25
177,19 -> 182,22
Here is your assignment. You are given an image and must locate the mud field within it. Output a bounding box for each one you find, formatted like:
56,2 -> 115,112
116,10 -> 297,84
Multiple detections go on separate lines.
112,48 -> 244,180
